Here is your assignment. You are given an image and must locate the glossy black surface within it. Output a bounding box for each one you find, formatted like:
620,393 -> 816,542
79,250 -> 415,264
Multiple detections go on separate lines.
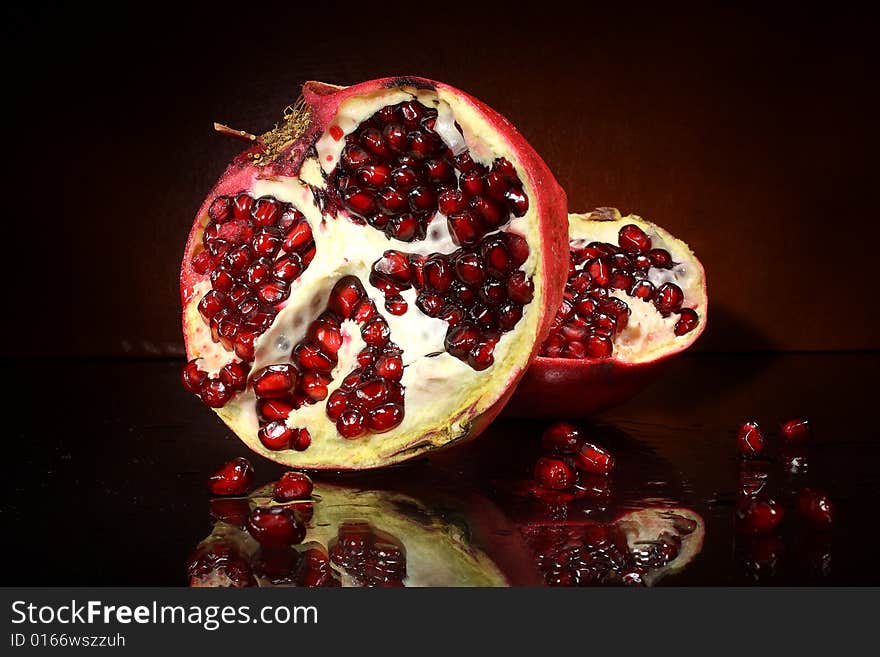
6,353 -> 877,585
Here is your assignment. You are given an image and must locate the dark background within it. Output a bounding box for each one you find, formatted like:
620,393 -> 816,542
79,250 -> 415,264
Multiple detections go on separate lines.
2,3 -> 878,586
4,2 -> 877,357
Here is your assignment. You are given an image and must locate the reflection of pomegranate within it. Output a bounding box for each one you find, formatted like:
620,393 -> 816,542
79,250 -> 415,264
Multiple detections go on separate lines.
188,481 -> 535,587
180,78 -> 568,469
521,508 -> 704,586
509,208 -> 707,416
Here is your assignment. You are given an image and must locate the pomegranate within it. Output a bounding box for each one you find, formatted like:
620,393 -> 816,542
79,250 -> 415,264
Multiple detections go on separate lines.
189,480 -> 537,587
508,208 -> 707,416
180,77 -> 567,468
521,507 -> 704,586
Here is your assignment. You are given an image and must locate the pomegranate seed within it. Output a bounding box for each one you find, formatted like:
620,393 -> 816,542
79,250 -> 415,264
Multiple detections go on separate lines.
368,403 -> 404,432
198,290 -> 227,321
325,389 -> 348,421
352,298 -> 376,323
385,295 -> 408,315
447,211 -> 483,247
737,421 -> 765,457
232,194 -> 254,220
219,362 -> 248,391
362,318 -> 390,346
360,127 -> 391,158
383,124 -> 407,152
328,276 -> 364,318
445,323 -> 479,359
259,420 -> 294,450
376,187 -> 408,213
618,224 -> 652,253
541,422 -> 583,454
674,308 -> 699,335
469,195 -> 505,227
252,197 -> 281,226
467,341 -> 495,370
375,352 -> 403,381
454,252 -> 487,286
780,418 -> 810,444
208,196 -> 232,223
273,471 -> 313,502
654,282 -> 684,314
259,397 -> 295,421
736,497 -> 784,535
574,442 -> 614,475
292,428 -> 311,451
283,222 -> 313,253
337,408 -> 366,439
408,186 -> 435,211
301,371 -> 330,401
246,507 -> 306,548
438,189 -> 466,215
341,144 -> 372,169
586,258 -> 611,286
357,164 -> 391,187
630,280 -> 655,300
388,213 -> 421,241
252,228 -> 282,257
498,303 -> 523,330
505,187 -> 529,217
504,233 -> 529,268
182,360 -> 208,394
191,251 -> 216,274
201,380 -> 232,407
343,187 -> 376,215
424,256 -> 453,292
294,343 -> 336,372
207,457 -> 255,496
534,457 -> 576,491
610,270 -> 635,291
797,488 -> 834,529
253,364 -> 296,399
506,271 -> 534,304
649,248 -> 673,269
585,334 -> 612,358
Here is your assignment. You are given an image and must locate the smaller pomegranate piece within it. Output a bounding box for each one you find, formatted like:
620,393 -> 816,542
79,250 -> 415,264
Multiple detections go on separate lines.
534,457 -> 576,491
273,472 -> 314,502
735,497 -> 784,535
245,507 -> 306,548
541,422 -> 583,454
737,421 -> 765,457
207,457 -> 255,496
781,418 -> 810,444
797,488 -> 834,530
573,442 -> 614,476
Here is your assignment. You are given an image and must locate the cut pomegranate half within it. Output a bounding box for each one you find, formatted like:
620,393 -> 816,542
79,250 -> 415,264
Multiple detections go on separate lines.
188,481 -> 534,587
508,208 -> 707,416
180,78 -> 568,468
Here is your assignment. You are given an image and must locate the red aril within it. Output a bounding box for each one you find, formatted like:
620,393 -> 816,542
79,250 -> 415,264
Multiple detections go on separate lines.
735,497 -> 785,535
737,421 -> 765,457
573,441 -> 614,476
245,507 -> 307,548
508,208 -> 707,416
206,457 -> 255,496
273,472 -> 314,502
540,422 -> 583,454
180,78 -> 568,469
797,488 -> 834,529
534,457 -> 576,491
781,418 -> 810,444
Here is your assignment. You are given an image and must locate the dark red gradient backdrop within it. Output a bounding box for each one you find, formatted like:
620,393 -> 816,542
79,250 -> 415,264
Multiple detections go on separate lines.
6,3 -> 876,357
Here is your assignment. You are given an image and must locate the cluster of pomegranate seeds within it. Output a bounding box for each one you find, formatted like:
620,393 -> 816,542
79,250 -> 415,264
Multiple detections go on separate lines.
370,231 -> 532,370
542,223 -> 698,359
248,276 -> 406,445
272,471 -> 314,502
182,360 -> 249,408
524,516 -> 694,587
328,522 -> 407,587
245,507 -> 307,548
187,540 -> 256,587
331,100 -> 528,243
206,457 -> 255,496
525,422 -> 615,503
184,193 -> 316,406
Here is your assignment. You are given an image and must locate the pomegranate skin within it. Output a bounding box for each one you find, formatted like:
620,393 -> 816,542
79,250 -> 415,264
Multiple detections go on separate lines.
179,77 -> 568,469
506,210 -> 707,417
